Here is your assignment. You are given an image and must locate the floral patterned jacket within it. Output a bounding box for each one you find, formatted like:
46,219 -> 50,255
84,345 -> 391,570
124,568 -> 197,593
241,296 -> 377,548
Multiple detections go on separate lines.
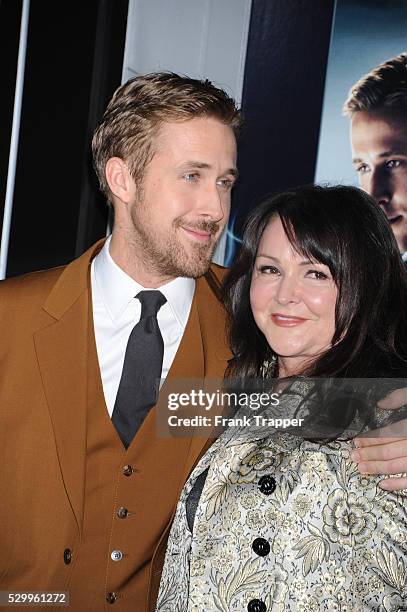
157,386 -> 407,612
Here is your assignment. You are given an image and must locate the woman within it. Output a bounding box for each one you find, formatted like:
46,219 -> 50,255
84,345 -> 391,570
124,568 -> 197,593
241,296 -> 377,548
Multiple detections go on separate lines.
157,186 -> 407,611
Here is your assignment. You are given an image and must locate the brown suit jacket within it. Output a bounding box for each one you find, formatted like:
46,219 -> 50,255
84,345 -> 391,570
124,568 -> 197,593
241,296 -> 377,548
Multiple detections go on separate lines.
0,240 -> 231,610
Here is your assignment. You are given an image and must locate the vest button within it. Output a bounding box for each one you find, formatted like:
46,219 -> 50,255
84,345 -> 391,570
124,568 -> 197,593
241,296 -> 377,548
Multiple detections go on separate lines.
258,474 -> 276,495
247,599 -> 267,612
117,507 -> 128,519
106,592 -> 117,604
252,537 -> 270,557
63,548 -> 72,565
122,464 -> 134,476
111,550 -> 123,562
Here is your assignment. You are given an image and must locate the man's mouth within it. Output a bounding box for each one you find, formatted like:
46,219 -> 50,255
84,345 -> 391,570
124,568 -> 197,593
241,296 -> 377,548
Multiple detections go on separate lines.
181,226 -> 214,243
387,213 -> 403,225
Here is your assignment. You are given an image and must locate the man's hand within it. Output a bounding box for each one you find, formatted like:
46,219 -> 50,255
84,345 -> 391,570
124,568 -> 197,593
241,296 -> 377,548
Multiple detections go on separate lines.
351,387 -> 407,492
351,436 -> 407,491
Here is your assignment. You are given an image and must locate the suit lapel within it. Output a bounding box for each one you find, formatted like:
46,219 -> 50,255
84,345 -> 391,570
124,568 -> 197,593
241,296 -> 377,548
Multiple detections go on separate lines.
33,240 -> 105,535
34,294 -> 88,534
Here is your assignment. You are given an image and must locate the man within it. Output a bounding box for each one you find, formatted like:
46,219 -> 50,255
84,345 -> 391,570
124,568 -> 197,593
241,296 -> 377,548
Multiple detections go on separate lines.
0,72 -> 405,612
344,56 -> 407,489
344,52 -> 407,259
0,73 -> 240,611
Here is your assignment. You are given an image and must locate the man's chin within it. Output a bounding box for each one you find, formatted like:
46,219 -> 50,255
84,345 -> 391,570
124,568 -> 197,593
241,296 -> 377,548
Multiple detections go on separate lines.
182,255 -> 215,278
180,246 -> 216,278
394,235 -> 407,254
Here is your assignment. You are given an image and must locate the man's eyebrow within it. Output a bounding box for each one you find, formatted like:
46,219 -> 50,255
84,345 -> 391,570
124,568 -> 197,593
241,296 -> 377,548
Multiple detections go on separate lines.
352,150 -> 407,164
179,161 -> 239,177
377,149 -> 407,157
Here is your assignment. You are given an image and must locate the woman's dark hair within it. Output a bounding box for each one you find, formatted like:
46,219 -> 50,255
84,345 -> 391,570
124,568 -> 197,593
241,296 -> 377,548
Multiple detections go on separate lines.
222,184 -> 407,379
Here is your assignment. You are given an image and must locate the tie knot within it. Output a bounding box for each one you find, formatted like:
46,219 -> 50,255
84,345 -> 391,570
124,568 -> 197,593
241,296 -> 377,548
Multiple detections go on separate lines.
137,290 -> 167,319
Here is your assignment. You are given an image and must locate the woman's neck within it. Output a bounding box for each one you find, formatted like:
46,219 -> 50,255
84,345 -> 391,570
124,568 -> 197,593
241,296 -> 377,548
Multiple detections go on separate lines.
277,356 -> 311,378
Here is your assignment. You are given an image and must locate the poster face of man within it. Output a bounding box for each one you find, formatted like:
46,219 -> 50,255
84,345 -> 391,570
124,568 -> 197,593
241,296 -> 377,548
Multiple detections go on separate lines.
350,109 -> 407,253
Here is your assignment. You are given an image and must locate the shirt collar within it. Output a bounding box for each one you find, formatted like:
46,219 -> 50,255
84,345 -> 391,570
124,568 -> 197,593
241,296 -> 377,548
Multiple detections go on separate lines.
402,252 -> 407,263
93,236 -> 195,327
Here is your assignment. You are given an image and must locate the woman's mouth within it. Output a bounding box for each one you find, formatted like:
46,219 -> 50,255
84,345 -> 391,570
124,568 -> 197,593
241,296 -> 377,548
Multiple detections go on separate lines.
271,313 -> 307,327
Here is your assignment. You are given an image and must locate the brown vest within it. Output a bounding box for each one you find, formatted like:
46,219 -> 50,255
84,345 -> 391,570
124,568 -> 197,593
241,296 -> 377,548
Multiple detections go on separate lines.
68,279 -> 227,610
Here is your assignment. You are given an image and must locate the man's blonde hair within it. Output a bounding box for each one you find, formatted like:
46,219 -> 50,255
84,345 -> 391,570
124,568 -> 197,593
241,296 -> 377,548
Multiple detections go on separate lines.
343,52 -> 407,117
92,72 -> 243,202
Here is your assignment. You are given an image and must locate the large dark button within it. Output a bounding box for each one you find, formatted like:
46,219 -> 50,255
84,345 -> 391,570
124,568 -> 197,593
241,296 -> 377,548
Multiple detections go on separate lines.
258,474 -> 276,495
252,537 -> 270,557
106,592 -> 117,604
247,599 -> 267,612
63,548 -> 72,565
122,465 -> 133,476
117,507 -> 128,519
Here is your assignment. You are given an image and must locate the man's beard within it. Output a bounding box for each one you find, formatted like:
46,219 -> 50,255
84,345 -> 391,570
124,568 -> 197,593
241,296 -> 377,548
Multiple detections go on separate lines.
130,206 -> 221,279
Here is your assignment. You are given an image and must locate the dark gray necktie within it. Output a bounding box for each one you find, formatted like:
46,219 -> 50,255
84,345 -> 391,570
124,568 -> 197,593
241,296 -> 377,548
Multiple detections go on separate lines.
112,290 -> 167,448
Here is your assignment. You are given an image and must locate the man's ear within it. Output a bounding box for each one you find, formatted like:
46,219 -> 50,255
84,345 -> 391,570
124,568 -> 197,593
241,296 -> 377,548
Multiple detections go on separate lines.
105,157 -> 135,204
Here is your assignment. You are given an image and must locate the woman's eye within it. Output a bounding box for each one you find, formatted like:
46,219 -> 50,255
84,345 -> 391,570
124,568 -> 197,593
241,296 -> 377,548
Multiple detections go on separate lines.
307,269 -> 329,280
259,265 -> 279,275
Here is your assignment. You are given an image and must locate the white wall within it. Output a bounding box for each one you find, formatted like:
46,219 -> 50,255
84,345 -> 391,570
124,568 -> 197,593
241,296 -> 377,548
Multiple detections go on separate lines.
121,0 -> 252,264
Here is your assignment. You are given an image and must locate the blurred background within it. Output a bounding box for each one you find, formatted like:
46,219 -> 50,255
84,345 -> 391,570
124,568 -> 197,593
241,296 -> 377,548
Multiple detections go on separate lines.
1,0 -> 404,277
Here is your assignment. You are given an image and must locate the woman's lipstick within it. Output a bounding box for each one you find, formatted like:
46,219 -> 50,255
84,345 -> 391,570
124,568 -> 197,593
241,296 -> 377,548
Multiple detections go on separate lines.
271,313 -> 307,327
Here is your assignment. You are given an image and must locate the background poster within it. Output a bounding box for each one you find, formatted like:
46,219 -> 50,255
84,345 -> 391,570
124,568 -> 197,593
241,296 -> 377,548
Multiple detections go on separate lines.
226,0 -> 407,265
316,0 -> 407,187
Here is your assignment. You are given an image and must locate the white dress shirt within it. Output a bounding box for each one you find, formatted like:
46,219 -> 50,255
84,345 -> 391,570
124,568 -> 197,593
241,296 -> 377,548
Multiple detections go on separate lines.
91,236 -> 195,416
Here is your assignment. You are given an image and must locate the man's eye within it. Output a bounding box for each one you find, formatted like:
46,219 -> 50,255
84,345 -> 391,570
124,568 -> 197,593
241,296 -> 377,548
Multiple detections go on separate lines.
217,178 -> 234,189
258,265 -> 279,275
184,173 -> 198,181
306,269 -> 329,280
355,164 -> 369,174
386,160 -> 401,169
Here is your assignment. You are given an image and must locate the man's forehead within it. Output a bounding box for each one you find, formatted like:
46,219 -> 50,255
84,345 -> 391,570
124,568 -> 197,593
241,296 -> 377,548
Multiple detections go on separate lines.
351,110 -> 407,154
156,116 -> 235,139
152,117 -> 237,162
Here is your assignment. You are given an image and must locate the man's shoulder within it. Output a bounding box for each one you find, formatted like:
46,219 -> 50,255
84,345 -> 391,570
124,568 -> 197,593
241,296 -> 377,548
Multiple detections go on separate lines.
0,266 -> 70,345
0,265 -> 66,304
0,239 -> 104,313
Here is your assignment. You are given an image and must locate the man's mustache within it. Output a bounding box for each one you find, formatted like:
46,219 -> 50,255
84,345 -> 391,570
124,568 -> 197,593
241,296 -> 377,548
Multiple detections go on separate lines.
177,219 -> 220,236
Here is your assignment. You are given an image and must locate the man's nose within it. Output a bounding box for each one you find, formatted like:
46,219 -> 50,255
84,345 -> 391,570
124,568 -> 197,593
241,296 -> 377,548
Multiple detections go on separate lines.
367,167 -> 392,207
199,183 -> 227,222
